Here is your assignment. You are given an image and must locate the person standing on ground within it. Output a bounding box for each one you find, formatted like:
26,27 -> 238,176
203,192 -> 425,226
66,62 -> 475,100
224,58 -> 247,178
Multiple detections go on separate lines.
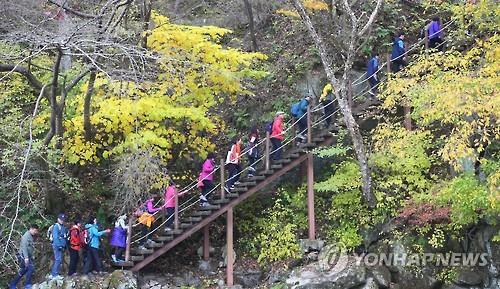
9,224 -> 39,289
83,217 -> 111,275
367,51 -> 380,97
391,32 -> 406,72
110,215 -> 128,263
164,180 -> 186,229
225,137 -> 242,191
320,84 -> 335,126
247,127 -> 260,177
198,153 -> 216,206
50,213 -> 67,280
270,111 -> 285,161
68,219 -> 84,276
428,17 -> 444,51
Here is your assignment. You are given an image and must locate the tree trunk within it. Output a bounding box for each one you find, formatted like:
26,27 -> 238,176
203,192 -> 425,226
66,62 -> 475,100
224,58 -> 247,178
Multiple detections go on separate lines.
84,70 -> 97,141
291,0 -> 376,207
243,0 -> 258,51
141,0 -> 153,49
44,50 -> 63,146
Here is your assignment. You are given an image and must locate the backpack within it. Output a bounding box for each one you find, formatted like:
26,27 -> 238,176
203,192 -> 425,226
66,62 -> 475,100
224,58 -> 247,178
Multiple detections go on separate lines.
47,223 -> 63,242
290,102 -> 301,117
265,121 -> 273,134
69,227 -> 82,247
82,228 -> 91,246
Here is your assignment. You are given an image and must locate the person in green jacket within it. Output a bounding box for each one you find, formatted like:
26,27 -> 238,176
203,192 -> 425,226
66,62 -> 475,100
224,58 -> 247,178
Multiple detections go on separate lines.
9,224 -> 39,289
83,216 -> 110,275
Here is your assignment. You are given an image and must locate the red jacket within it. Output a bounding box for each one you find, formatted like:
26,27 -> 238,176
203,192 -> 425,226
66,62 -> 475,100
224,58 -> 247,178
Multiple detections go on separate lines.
271,115 -> 284,140
69,225 -> 84,251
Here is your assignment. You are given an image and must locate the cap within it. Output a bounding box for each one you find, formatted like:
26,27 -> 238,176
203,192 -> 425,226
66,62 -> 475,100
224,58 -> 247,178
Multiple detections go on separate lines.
276,111 -> 285,116
58,213 -> 66,221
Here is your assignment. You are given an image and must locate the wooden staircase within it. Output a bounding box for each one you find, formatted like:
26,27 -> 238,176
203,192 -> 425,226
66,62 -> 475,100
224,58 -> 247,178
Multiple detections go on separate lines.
114,127 -> 338,271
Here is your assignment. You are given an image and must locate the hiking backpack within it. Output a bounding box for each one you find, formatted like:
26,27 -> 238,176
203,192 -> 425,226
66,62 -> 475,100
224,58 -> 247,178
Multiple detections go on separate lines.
290,102 -> 301,117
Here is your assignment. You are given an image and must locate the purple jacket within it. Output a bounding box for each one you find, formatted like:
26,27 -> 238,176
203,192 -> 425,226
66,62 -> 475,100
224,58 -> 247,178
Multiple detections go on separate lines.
200,159 -> 215,182
110,226 -> 127,248
428,21 -> 442,39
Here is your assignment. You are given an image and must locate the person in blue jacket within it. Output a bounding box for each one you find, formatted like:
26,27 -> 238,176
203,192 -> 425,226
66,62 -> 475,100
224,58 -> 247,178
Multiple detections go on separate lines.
83,216 -> 111,275
391,32 -> 406,72
367,51 -> 380,97
291,96 -> 311,141
51,214 -> 67,280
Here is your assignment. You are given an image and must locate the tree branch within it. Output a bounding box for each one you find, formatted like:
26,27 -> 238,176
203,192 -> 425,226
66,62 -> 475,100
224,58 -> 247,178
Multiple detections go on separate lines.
358,0 -> 383,36
47,0 -> 97,19
0,64 -> 44,90
64,67 -> 92,93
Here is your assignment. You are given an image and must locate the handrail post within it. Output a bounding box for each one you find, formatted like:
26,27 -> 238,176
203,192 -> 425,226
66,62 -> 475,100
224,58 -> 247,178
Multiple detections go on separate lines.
386,53 -> 391,75
424,28 -> 429,51
307,106 -> 312,144
174,189 -> 179,231
265,131 -> 270,170
125,216 -> 133,262
220,159 -> 225,199
348,78 -> 353,108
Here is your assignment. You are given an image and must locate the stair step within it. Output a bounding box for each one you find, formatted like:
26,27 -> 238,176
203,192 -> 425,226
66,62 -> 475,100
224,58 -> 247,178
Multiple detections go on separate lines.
313,137 -> 325,142
146,241 -> 164,248
246,175 -> 265,181
198,204 -> 220,211
297,143 -> 316,149
130,255 -> 145,262
133,247 -> 153,255
271,164 -> 283,170
180,223 -> 192,229
231,187 -> 248,193
163,229 -> 183,236
262,170 -> 274,175
213,198 -> 230,205
275,158 -> 291,164
113,261 -> 134,267
185,216 -> 202,223
237,181 -> 256,187
192,210 -> 212,216
226,193 -> 239,198
153,235 -> 173,242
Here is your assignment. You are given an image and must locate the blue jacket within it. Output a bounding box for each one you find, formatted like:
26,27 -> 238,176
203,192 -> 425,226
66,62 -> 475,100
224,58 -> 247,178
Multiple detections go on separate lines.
391,37 -> 405,60
296,98 -> 309,118
367,57 -> 379,79
52,223 -> 67,248
85,224 -> 108,249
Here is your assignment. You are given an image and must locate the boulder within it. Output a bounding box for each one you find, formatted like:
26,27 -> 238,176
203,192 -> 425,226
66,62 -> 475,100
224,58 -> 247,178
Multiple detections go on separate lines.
286,261 -> 367,289
393,270 -> 439,289
35,271 -> 137,289
268,268 -> 289,284
317,244 -> 348,272
234,269 -> 263,288
198,260 -> 217,274
299,239 -> 325,253
360,278 -> 379,289
453,269 -> 484,286
369,266 -> 391,288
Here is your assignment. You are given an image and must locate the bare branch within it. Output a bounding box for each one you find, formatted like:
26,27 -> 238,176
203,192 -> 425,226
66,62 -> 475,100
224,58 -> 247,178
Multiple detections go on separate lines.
358,0 -> 383,36
0,64 -> 44,90
47,0 -> 97,19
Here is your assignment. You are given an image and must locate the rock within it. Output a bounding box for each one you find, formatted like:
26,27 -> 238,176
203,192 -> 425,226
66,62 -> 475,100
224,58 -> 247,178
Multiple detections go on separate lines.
196,245 -> 215,258
199,260 -> 217,274
183,271 -> 201,288
268,268 -> 289,284
394,270 -> 439,289
217,279 -> 225,287
286,261 -> 366,289
388,284 -> 400,289
220,246 -> 237,268
369,266 -> 391,288
317,244 -> 348,272
454,270 -> 484,286
35,271 -> 137,289
234,269 -> 263,288
360,278 -> 379,289
299,239 -> 325,253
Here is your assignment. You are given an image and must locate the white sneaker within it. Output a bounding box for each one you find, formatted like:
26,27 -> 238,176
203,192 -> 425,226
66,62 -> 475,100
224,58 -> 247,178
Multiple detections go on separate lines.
164,227 -> 172,232
138,245 -> 147,251
51,275 -> 64,281
111,255 -> 117,263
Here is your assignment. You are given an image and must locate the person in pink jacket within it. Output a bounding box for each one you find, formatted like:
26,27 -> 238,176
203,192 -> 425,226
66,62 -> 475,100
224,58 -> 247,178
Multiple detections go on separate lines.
198,153 -> 216,206
271,112 -> 285,160
163,180 -> 186,231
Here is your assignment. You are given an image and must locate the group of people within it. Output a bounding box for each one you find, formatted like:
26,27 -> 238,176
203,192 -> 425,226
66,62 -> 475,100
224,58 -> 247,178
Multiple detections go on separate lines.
366,17 -> 445,97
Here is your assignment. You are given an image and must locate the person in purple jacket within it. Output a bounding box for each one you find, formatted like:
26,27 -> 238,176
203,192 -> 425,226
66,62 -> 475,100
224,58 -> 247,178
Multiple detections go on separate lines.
428,17 -> 444,51
110,215 -> 128,263
198,153 -> 216,206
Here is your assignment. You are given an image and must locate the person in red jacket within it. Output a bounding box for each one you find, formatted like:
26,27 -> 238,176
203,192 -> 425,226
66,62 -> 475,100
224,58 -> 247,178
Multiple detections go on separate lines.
271,111 -> 285,160
68,219 -> 84,276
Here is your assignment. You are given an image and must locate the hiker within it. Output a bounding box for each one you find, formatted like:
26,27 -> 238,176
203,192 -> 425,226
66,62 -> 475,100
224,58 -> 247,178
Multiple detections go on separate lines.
83,216 -> 111,275
198,153 -> 216,206
367,51 -> 380,97
68,219 -> 84,276
137,196 -> 161,251
428,17 -> 444,51
270,111 -> 285,161
391,32 -> 406,72
164,180 -> 186,230
320,84 -> 335,126
247,127 -> 260,177
110,215 -> 128,263
291,96 -> 311,141
9,224 -> 39,289
225,137 -> 242,191
50,213 -> 67,280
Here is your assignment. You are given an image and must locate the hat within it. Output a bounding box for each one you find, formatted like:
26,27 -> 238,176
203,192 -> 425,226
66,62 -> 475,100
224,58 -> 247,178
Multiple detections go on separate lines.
276,111 -> 285,116
58,213 -> 66,221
